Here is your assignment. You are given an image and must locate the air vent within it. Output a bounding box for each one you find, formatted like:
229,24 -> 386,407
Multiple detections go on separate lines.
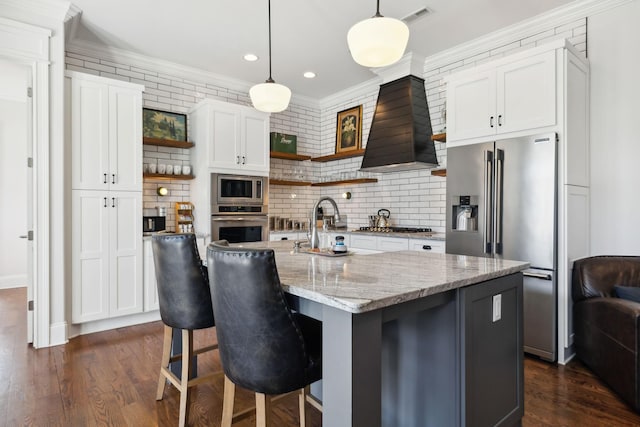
401,7 -> 431,24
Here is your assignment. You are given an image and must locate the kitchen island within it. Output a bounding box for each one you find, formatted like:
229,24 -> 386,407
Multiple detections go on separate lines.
238,240 -> 529,427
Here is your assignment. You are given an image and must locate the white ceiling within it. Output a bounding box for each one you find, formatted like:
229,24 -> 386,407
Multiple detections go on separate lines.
66,0 -> 576,99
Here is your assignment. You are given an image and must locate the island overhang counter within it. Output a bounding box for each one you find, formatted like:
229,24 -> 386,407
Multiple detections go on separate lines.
235,241 -> 529,427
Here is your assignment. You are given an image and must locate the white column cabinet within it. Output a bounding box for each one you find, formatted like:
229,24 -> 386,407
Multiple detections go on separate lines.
68,71 -> 145,324
447,50 -> 556,142
72,191 -> 143,323
68,71 -> 143,191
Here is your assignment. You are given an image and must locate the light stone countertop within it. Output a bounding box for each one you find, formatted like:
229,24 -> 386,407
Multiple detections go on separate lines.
236,240 -> 529,313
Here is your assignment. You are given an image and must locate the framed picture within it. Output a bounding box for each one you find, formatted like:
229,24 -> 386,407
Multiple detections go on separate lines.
335,105 -> 363,154
143,108 -> 187,141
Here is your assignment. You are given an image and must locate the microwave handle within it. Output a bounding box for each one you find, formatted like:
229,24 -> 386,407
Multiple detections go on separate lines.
256,180 -> 262,199
211,216 -> 268,222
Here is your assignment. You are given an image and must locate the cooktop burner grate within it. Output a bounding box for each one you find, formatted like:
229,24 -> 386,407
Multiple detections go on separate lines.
357,226 -> 433,233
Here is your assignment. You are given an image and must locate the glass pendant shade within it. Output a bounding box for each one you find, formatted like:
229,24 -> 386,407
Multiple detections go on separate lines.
347,16 -> 409,67
250,80 -> 291,113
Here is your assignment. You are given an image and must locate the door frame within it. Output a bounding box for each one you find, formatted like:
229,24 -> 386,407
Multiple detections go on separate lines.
0,17 -> 52,348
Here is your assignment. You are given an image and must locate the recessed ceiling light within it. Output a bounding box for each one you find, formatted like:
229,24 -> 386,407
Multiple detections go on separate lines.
244,53 -> 259,62
303,71 -> 316,79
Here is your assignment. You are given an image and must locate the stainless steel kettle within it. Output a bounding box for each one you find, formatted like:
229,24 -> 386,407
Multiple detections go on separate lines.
375,209 -> 391,228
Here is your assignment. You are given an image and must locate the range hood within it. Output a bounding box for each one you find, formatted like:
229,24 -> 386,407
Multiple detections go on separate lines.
360,75 -> 438,173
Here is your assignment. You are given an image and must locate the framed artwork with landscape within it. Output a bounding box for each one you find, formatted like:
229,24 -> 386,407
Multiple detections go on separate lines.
143,108 -> 187,142
335,105 -> 362,154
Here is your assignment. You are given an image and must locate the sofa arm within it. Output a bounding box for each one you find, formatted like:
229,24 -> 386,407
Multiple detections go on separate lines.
575,297 -> 640,351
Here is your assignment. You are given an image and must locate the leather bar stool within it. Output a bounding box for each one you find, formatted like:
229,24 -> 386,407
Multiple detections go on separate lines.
152,233 -> 220,427
207,240 -> 323,427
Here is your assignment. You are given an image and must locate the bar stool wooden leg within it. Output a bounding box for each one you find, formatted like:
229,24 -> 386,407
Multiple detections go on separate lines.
156,325 -> 173,400
298,386 -> 309,427
221,375 -> 236,427
178,329 -> 193,427
255,392 -> 271,427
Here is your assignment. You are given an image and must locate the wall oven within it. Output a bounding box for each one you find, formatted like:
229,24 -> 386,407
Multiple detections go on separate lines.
211,215 -> 268,243
210,173 -> 269,243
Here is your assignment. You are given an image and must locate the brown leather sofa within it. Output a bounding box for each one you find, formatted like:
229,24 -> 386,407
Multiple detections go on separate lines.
572,256 -> 640,411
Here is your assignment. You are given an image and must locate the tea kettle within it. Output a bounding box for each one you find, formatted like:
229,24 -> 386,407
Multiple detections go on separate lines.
375,209 -> 391,228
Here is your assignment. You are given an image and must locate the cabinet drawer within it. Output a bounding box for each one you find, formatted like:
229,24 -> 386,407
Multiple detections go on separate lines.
350,234 -> 377,250
269,232 -> 300,241
377,236 -> 409,252
409,239 -> 445,253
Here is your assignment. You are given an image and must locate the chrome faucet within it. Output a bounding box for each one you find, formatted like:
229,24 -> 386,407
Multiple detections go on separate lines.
308,196 -> 341,249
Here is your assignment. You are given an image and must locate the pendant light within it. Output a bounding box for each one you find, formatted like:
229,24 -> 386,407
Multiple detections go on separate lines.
347,0 -> 409,68
250,0 -> 291,113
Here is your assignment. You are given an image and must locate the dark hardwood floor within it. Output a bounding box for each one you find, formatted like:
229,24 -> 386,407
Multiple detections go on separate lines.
2,286 -> 640,426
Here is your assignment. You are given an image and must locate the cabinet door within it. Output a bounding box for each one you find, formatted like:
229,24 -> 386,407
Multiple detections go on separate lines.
109,192 -> 143,317
143,239 -> 159,312
72,191 -> 110,323
497,50 -> 556,134
241,109 -> 270,174
209,108 -> 241,171
71,78 -> 110,190
447,70 -> 496,141
109,86 -> 142,191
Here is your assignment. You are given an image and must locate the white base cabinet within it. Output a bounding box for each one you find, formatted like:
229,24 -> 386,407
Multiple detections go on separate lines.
72,191 -> 143,323
143,239 -> 160,312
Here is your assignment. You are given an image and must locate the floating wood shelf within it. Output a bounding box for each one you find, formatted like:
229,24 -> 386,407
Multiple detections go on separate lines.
269,179 -> 313,186
431,133 -> 447,142
143,137 -> 195,149
311,149 -> 366,162
430,169 -> 447,177
312,178 -> 377,187
269,178 -> 378,187
269,151 -> 312,161
143,173 -> 195,180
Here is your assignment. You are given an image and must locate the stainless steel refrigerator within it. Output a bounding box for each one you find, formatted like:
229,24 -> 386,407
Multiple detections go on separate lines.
446,132 -> 557,361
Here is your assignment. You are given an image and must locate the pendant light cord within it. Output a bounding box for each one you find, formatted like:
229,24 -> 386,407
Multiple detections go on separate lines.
266,0 -> 275,83
374,0 -> 382,17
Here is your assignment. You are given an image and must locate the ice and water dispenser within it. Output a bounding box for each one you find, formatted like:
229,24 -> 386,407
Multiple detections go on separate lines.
451,195 -> 478,232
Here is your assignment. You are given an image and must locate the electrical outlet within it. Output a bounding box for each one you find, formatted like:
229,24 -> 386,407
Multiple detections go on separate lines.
492,294 -> 502,322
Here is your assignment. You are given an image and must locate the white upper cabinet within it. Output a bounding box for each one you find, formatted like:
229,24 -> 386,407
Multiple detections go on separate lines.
67,71 -> 143,191
190,98 -> 270,176
447,49 -> 556,142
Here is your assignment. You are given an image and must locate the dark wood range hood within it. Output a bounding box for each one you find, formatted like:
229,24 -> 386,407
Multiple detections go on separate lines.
360,75 -> 439,173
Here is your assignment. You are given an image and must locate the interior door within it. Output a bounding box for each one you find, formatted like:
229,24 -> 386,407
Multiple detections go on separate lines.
25,72 -> 34,343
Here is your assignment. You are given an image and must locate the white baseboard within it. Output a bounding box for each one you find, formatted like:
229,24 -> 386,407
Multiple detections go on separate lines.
0,274 -> 27,289
67,310 -> 161,339
49,321 -> 68,347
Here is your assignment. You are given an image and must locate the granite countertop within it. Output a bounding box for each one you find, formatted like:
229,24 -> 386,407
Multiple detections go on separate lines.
236,240 -> 529,314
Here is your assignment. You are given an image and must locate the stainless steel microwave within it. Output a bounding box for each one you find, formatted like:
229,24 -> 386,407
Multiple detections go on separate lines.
211,173 -> 267,207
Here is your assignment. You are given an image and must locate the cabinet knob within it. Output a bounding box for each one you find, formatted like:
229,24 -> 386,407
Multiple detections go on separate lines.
422,245 -> 432,250
236,156 -> 240,164
242,156 -> 246,165
490,116 -> 494,128
103,173 -> 107,184
103,197 -> 107,208
498,115 -> 503,126
111,174 -> 116,184
111,197 -> 115,208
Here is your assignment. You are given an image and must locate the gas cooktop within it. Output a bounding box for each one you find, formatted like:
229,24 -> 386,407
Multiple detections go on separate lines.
356,226 -> 433,233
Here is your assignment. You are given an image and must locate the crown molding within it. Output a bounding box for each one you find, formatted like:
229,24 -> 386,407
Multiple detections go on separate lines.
423,0 -> 633,72
65,38 -> 320,110
0,0 -> 70,22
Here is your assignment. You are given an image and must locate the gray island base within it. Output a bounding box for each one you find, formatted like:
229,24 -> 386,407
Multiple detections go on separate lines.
238,241 -> 529,427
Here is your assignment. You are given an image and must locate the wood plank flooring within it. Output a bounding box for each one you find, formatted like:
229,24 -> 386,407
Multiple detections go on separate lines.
2,287 -> 640,426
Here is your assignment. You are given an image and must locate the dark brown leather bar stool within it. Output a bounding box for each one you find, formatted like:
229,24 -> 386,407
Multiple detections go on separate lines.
207,240 -> 322,427
152,233 -> 220,427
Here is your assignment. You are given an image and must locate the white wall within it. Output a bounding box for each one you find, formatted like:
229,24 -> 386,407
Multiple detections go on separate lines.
0,60 -> 29,288
589,0 -> 640,255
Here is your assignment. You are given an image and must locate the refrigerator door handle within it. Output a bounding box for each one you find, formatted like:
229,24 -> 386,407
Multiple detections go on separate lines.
523,271 -> 553,281
484,150 -> 493,253
495,149 -> 504,254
